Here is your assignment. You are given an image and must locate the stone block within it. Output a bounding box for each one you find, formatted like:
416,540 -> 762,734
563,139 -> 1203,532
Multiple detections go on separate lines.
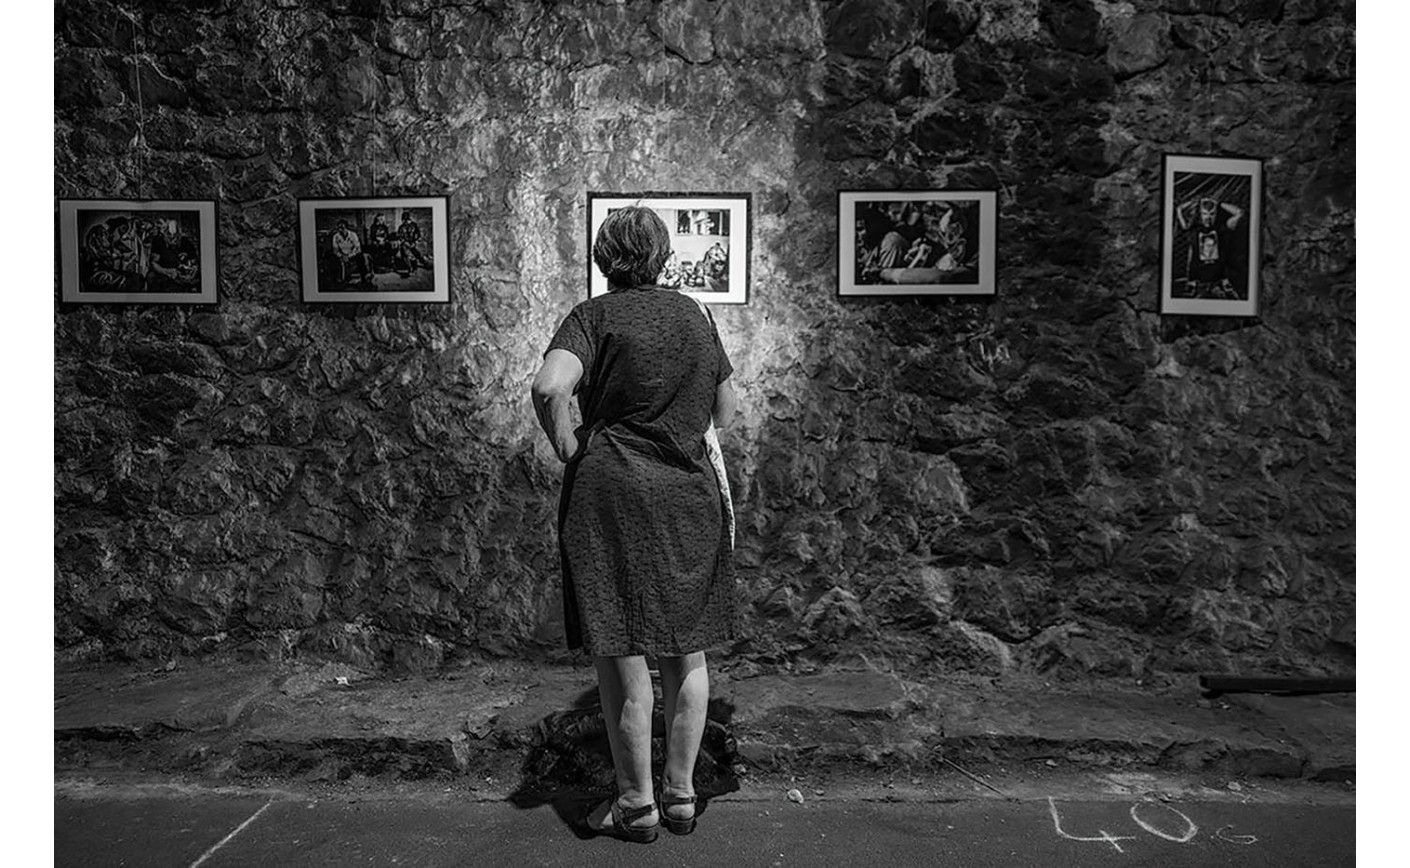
861,564 -> 954,629
714,0 -> 824,60
818,103 -> 901,160
922,0 -> 981,52
801,588 -> 873,644
911,109 -> 992,159
949,566 -> 1049,641
1107,13 -> 1170,78
952,45 -> 1010,101
55,52 -> 127,110
1040,0 -> 1106,54
653,0 -> 716,63
822,0 -> 915,58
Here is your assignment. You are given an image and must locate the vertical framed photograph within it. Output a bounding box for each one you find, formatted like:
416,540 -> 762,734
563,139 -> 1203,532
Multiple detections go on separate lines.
838,189 -> 998,297
587,192 -> 751,304
298,196 -> 450,303
1160,154 -> 1263,316
57,199 -> 219,304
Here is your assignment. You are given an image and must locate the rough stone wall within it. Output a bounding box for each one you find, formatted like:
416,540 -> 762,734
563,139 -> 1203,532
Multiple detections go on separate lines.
54,0 -> 1354,680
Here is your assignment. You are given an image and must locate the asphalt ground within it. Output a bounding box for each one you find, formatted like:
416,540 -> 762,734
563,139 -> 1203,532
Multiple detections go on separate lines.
54,770 -> 1357,867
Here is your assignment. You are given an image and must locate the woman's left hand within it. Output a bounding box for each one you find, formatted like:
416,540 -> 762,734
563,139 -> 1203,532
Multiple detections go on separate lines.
557,433 -> 583,464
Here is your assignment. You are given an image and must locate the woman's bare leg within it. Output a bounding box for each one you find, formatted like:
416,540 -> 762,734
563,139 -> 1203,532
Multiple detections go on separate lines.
589,654 -> 658,830
657,651 -> 709,819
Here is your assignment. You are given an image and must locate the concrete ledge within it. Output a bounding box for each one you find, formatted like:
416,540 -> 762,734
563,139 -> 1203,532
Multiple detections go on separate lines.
1224,692 -> 1355,781
54,660 -> 1354,787
927,682 -> 1307,777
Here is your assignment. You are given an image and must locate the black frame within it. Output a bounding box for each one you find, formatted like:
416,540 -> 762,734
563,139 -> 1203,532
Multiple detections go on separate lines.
297,195 -> 452,304
586,191 -> 752,305
837,189 -> 999,298
1159,153 -> 1264,317
57,198 -> 220,305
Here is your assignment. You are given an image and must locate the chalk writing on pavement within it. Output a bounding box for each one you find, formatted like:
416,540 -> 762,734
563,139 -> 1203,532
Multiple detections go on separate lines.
1046,797 -> 1259,854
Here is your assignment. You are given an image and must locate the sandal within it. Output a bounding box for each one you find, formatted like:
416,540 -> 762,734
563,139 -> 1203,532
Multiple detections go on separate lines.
577,795 -> 659,844
659,791 -> 698,836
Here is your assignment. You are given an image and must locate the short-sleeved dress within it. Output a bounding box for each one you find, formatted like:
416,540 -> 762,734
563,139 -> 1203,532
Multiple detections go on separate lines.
545,285 -> 736,656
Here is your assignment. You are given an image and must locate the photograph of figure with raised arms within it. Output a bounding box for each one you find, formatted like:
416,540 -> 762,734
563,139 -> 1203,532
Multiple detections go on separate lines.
1159,153 -> 1263,316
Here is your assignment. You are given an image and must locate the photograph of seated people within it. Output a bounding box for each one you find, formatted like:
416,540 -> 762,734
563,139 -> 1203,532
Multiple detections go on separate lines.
853,199 -> 981,286
316,208 -> 436,292
77,212 -> 202,294
661,208 -> 731,293
330,219 -> 375,288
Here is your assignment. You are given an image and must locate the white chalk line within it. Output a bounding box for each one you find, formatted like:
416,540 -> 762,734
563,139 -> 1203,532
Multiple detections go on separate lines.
189,799 -> 274,868
1215,824 -> 1259,845
1047,797 -> 1138,853
1047,796 -> 1261,851
1129,800 -> 1198,843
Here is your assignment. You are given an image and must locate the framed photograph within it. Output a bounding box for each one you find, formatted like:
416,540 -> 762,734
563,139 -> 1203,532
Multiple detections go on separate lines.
587,192 -> 751,304
57,199 -> 218,304
1160,154 -> 1263,317
838,189 -> 998,297
298,196 -> 450,303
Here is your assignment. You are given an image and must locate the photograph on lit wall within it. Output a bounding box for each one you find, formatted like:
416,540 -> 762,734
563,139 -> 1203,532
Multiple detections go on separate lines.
298,196 -> 450,303
587,192 -> 751,304
1160,153 -> 1263,317
57,199 -> 219,304
837,189 -> 997,297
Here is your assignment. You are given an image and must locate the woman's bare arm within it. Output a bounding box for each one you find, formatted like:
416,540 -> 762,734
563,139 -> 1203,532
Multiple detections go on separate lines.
712,378 -> 738,430
531,349 -> 585,462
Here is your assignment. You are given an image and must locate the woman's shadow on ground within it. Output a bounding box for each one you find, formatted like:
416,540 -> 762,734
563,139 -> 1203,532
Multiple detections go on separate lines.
506,683 -> 742,837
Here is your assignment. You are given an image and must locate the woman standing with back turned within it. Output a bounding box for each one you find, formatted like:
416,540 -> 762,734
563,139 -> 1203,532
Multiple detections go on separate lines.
531,206 -> 739,844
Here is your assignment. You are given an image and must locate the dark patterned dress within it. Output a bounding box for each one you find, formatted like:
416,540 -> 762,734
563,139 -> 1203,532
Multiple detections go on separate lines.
545,286 -> 736,656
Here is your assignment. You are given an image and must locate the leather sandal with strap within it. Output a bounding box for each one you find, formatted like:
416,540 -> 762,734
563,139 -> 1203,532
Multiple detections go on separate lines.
659,791 -> 698,836
578,796 -> 659,844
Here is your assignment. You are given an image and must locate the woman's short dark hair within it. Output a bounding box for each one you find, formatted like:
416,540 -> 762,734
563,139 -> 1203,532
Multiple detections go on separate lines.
592,206 -> 672,289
